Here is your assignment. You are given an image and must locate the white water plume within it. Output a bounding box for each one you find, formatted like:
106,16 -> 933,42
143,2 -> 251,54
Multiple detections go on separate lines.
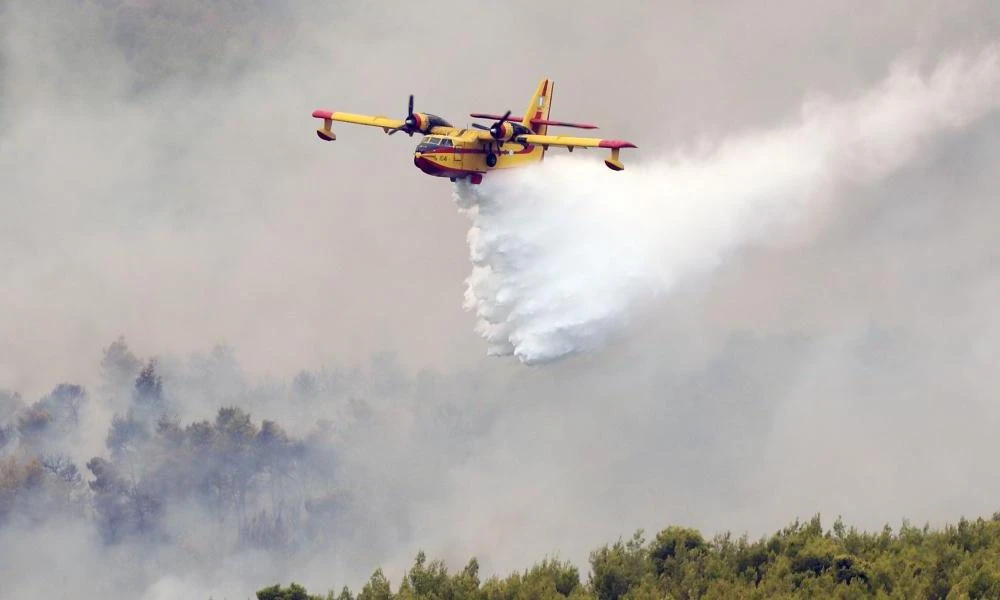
455,45 -> 1000,364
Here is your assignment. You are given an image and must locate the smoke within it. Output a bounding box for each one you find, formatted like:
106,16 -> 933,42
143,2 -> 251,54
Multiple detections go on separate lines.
456,45 -> 1000,364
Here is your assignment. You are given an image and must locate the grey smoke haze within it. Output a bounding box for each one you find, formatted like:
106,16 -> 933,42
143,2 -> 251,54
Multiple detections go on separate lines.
2,1 -> 1000,599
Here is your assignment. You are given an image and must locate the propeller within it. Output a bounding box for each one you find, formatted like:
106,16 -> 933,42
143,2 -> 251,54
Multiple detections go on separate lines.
388,94 -> 417,136
472,110 -> 513,140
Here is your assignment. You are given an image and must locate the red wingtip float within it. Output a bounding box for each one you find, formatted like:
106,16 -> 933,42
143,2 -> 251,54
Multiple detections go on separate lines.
311,79 -> 636,184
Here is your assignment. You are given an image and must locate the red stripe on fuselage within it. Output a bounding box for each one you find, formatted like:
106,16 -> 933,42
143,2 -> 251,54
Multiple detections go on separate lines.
419,147 -> 486,155
418,144 -> 537,156
414,143 -> 540,178
413,156 -> 482,177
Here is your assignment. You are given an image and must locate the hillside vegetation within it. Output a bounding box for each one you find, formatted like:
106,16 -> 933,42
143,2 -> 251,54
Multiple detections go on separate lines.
259,514 -> 1000,600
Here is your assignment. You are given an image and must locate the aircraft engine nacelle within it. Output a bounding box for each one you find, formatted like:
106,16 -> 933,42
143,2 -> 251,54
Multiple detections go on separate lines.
489,121 -> 516,141
406,112 -> 433,133
489,121 -> 532,141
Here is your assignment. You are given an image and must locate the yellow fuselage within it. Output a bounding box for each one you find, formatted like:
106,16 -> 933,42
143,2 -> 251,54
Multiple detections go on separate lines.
412,131 -> 544,183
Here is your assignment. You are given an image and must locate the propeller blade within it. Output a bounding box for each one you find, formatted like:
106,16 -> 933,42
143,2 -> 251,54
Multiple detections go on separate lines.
408,94 -> 414,117
471,123 -> 490,130
391,122 -> 409,135
499,109 -> 512,124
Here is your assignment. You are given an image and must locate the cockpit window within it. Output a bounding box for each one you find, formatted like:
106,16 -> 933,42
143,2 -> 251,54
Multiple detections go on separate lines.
416,136 -> 454,152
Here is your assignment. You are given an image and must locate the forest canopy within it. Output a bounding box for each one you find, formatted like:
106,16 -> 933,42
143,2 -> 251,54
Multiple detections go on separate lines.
260,514 -> 1000,600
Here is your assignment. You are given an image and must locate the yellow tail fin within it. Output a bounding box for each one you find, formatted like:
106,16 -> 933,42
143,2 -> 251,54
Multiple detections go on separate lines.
521,79 -> 554,135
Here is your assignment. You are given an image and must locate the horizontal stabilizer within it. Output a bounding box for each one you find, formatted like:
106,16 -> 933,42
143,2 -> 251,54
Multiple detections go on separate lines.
470,113 -> 598,129
470,112 -> 515,121
530,118 -> 598,129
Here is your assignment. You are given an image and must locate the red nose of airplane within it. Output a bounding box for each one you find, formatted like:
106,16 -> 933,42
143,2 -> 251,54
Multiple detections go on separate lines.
413,154 -> 441,175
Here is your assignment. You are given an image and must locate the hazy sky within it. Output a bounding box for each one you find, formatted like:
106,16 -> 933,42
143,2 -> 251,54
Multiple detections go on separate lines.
1,1 -> 998,392
3,1 -> 1000,597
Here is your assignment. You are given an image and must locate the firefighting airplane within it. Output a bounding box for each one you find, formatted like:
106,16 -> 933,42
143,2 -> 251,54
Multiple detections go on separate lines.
311,78 -> 636,184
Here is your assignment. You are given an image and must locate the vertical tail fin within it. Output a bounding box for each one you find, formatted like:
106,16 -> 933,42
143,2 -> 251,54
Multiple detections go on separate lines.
521,78 -> 554,135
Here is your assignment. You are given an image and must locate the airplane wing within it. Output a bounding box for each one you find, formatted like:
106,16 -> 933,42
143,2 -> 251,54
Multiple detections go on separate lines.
312,109 -> 463,140
515,134 -> 637,170
313,110 -> 404,129
515,134 -> 635,150
312,110 -> 404,139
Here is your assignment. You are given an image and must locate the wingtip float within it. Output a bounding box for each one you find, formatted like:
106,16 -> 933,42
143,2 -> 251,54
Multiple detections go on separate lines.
311,79 -> 637,185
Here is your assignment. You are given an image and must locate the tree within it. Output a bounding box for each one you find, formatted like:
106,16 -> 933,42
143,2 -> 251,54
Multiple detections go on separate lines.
649,526 -> 706,577
0,456 -> 43,524
133,359 -> 163,409
106,411 -> 149,460
589,532 -> 649,600
269,515 -> 1000,600
357,569 -> 393,600
257,583 -> 324,600
100,336 -> 142,392
36,384 -> 87,427
86,456 -> 162,543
